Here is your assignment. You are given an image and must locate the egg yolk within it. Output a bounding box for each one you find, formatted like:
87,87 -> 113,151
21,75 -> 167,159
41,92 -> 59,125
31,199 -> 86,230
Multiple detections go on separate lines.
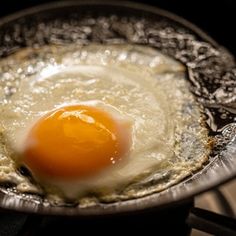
22,105 -> 131,179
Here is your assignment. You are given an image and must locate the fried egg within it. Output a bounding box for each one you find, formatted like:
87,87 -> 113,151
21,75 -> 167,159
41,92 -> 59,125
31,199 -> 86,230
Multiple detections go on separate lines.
0,44 -> 211,203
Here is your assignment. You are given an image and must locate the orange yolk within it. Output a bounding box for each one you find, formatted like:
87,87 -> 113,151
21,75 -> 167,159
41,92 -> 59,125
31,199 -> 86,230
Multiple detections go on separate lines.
22,105 -> 131,179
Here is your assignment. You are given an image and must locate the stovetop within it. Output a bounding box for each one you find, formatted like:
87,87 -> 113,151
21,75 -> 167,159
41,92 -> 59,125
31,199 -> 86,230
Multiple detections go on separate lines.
192,180 -> 236,235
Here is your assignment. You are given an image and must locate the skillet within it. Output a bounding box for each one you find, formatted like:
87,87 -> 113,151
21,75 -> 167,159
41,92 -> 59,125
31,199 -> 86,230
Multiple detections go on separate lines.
0,0 -> 236,234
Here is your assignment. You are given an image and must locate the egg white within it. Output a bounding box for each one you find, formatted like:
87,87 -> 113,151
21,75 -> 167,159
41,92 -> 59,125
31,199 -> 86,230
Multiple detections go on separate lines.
0,44 -> 210,203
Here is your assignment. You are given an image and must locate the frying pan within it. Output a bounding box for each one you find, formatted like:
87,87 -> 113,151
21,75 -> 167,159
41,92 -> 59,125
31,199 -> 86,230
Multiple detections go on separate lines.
0,0 -> 236,234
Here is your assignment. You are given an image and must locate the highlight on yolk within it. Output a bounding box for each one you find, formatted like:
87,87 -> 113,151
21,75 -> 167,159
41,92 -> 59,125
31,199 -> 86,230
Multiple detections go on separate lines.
22,105 -> 131,179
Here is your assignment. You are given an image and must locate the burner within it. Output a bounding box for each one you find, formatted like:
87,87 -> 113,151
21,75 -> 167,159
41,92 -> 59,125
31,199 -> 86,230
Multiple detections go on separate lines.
0,201 -> 193,236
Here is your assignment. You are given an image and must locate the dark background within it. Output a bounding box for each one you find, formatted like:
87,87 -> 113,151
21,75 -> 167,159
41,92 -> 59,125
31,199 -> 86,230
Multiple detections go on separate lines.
0,0 -> 236,57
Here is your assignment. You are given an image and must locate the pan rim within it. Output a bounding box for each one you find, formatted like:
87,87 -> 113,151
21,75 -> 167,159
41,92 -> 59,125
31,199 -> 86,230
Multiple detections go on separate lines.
0,0 -> 223,48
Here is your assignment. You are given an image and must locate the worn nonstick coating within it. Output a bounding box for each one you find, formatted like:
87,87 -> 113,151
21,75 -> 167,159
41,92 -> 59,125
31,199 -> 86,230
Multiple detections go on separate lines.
0,0 -> 236,216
